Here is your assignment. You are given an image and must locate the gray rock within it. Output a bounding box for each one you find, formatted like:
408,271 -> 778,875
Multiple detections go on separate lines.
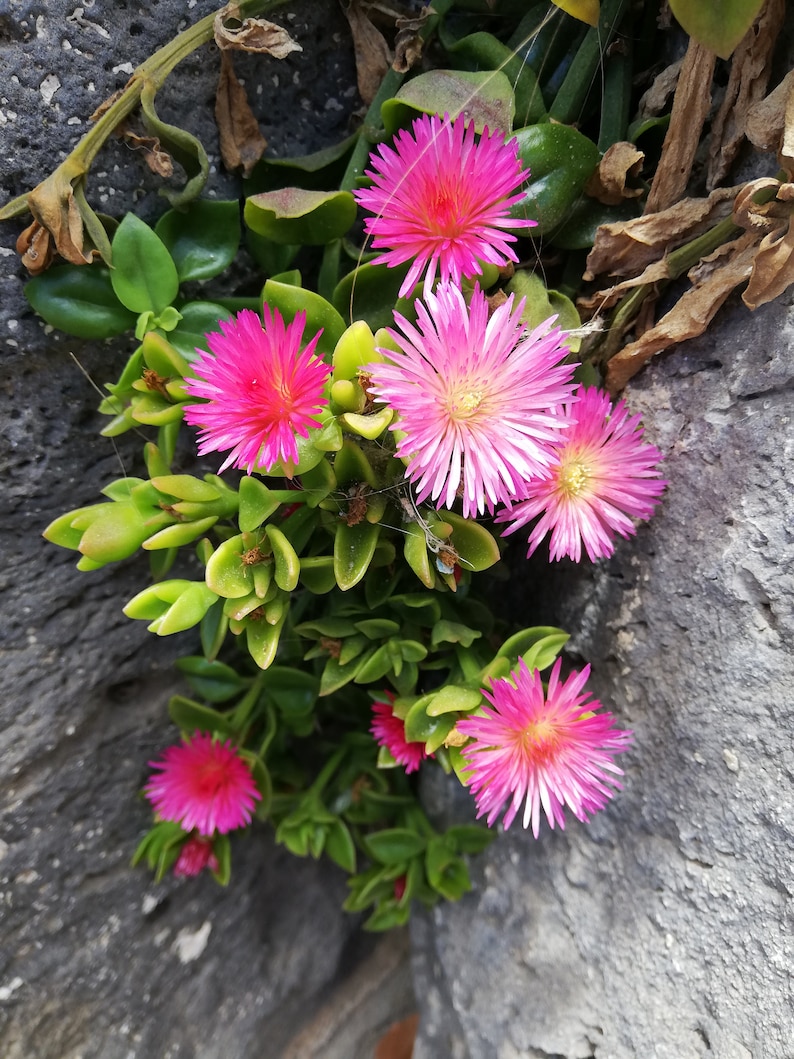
411,295 -> 794,1058
1,1 -> 415,1056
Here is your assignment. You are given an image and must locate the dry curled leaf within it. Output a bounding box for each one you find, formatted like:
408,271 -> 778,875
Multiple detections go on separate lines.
584,185 -> 739,281
215,51 -> 267,177
342,0 -> 392,106
584,142 -> 644,206
707,0 -> 785,189
214,4 -> 302,57
25,171 -> 95,270
119,126 -> 174,177
636,59 -> 682,119
606,230 -> 759,391
393,6 -> 433,73
16,218 -> 56,275
644,39 -> 716,214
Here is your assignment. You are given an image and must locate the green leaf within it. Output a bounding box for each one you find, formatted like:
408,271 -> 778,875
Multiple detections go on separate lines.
497,626 -> 569,671
324,819 -> 357,873
510,124 -> 600,236
245,188 -> 357,246
425,836 -> 471,901
441,511 -> 501,572
25,264 -> 136,339
331,261 -> 414,332
261,279 -> 346,357
298,555 -> 337,594
426,685 -> 482,717
168,695 -> 234,736
174,657 -> 246,703
444,824 -> 494,854
431,620 -> 482,648
440,30 -> 547,126
110,214 -> 179,314
364,828 -> 426,865
168,301 -> 234,361
334,521 -> 381,591
262,665 -> 319,718
155,200 -> 241,281
669,0 -> 763,59
404,696 -> 456,753
382,69 -> 516,137
140,80 -> 209,207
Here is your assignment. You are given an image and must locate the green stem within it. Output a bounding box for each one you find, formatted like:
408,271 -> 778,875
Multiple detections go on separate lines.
308,746 -> 347,798
0,0 -> 291,221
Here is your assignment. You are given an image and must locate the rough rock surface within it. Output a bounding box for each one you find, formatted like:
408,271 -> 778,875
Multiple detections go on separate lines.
1,1 -> 415,1056
411,294 -> 794,1059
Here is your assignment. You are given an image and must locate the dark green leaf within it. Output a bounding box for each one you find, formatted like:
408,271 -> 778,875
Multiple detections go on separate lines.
25,264 -> 136,339
155,200 -> 241,281
245,188 -> 357,246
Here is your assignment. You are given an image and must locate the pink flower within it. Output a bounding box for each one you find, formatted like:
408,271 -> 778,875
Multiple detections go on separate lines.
173,836 -> 220,878
371,696 -> 429,774
144,731 -> 261,836
366,282 -> 577,517
497,386 -> 667,561
354,112 -> 534,297
458,658 -> 633,836
184,307 -> 330,474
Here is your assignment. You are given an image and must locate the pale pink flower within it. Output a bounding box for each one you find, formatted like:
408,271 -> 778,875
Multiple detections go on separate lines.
371,696 -> 429,774
458,658 -> 633,836
354,112 -> 535,297
366,283 -> 577,517
144,731 -> 261,836
173,836 -> 220,878
184,307 -> 330,473
497,386 -> 667,561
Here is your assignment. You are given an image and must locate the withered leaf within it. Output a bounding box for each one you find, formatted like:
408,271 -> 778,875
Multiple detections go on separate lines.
743,218 -> 794,309
707,0 -> 784,189
215,51 -> 268,177
644,39 -> 716,214
393,6 -> 433,74
342,0 -> 392,106
119,126 -> 174,177
585,185 -> 739,280
25,171 -> 94,270
605,230 -> 758,391
744,68 -> 794,152
214,4 -> 302,57
584,142 -> 644,206
578,256 -> 672,316
636,59 -> 682,120
16,219 -> 56,275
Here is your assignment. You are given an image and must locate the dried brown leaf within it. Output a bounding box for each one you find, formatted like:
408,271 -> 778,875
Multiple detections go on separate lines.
744,68 -> 794,151
605,231 -> 758,391
342,0 -> 392,106
636,59 -> 682,119
578,257 -> 672,316
584,142 -> 644,205
25,172 -> 94,269
119,126 -> 174,177
393,6 -> 433,73
16,219 -> 56,275
214,4 -> 302,57
707,0 -> 785,189
215,51 -> 267,177
585,185 -> 739,280
743,218 -> 794,309
644,39 -> 716,214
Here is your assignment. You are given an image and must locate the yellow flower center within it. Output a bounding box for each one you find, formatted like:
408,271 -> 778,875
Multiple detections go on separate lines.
445,389 -> 484,420
518,719 -> 560,764
557,458 -> 590,497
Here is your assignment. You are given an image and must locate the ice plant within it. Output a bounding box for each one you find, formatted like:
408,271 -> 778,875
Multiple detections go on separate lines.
183,307 -> 330,474
144,731 -> 262,836
497,386 -> 667,561
366,282 -> 577,518
371,696 -> 429,774
173,836 -> 220,878
354,112 -> 535,297
458,658 -> 633,836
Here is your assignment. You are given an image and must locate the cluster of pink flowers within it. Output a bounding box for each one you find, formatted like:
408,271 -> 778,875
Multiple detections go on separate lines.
180,111 -> 666,839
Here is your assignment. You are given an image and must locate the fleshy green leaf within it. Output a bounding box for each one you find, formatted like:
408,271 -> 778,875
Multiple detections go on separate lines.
668,0 -> 763,59
155,200 -> 241,282
25,264 -> 136,339
110,214 -> 179,314
382,70 -> 515,137
510,124 -> 600,236
245,188 -> 357,246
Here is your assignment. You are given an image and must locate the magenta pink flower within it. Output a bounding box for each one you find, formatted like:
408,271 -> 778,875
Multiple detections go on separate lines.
144,731 -> 261,836
371,696 -> 429,774
497,386 -> 667,562
173,836 -> 220,878
366,282 -> 577,517
458,658 -> 633,836
183,307 -> 330,474
354,112 -> 535,297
